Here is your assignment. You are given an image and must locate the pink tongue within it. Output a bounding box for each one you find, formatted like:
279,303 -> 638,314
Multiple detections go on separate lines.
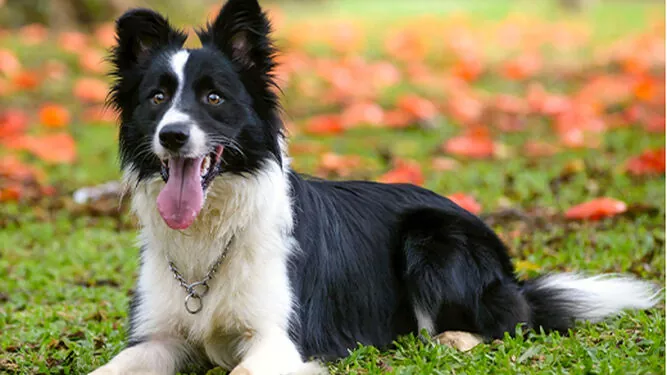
157,156 -> 205,230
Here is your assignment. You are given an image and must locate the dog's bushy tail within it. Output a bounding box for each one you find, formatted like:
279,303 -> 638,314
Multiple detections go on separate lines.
521,273 -> 662,333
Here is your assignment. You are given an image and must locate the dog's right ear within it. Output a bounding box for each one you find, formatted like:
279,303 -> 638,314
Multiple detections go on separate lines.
112,9 -> 187,71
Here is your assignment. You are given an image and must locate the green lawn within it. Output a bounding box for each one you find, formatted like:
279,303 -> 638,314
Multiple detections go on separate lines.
0,0 -> 665,374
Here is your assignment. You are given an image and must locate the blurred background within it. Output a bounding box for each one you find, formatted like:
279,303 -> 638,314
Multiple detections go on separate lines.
0,0 -> 665,374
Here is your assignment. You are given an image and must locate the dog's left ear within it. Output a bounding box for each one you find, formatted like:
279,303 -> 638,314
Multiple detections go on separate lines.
200,0 -> 275,77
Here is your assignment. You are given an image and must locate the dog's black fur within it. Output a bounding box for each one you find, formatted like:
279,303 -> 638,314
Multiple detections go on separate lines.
107,0 -> 656,370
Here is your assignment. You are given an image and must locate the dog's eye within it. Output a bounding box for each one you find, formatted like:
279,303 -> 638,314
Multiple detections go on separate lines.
206,92 -> 224,106
151,91 -> 167,105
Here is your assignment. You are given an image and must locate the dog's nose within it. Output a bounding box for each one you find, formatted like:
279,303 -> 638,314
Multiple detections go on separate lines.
159,124 -> 191,151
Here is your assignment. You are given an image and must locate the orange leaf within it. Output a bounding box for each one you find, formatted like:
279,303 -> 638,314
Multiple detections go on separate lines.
446,93 -> 483,125
634,76 -> 658,102
94,23 -> 117,48
397,94 -> 438,120
377,159 -> 424,186
341,101 -> 384,128
79,49 -> 108,74
443,128 -> 495,159
0,109 -> 29,139
73,77 -> 108,103
14,133 -> 77,164
383,109 -> 414,129
12,70 -> 40,90
0,48 -> 21,76
83,105 -> 116,124
626,148 -> 665,176
565,197 -> 627,221
450,55 -> 484,82
304,114 -> 344,135
0,155 -> 44,181
501,53 -> 542,81
39,103 -> 71,128
0,184 -> 22,202
19,24 -> 48,45
58,31 -> 88,53
447,192 -> 482,214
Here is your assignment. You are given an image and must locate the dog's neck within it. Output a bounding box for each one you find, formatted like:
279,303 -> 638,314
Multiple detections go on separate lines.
124,157 -> 293,281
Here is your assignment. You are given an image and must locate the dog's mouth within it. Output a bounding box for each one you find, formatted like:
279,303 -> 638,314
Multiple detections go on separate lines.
156,145 -> 225,230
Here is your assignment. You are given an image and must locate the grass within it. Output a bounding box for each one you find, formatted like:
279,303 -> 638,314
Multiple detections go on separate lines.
0,0 -> 665,374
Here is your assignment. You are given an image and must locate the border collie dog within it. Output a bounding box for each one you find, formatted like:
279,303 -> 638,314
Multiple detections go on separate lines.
91,1 -> 659,374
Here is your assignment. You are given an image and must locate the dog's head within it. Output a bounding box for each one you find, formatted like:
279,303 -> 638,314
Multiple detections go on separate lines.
109,0 -> 282,230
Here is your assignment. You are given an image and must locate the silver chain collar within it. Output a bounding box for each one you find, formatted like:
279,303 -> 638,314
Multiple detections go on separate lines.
167,237 -> 233,314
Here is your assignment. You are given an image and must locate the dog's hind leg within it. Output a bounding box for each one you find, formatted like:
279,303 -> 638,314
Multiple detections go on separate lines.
398,207 -> 532,342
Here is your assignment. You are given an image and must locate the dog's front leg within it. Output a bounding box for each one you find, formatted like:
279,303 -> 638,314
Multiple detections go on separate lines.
229,330 -> 325,375
88,338 -> 189,375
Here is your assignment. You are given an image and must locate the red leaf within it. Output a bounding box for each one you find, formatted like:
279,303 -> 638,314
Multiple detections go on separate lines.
304,114 -> 344,135
397,94 -> 438,120
443,128 -> 495,159
565,197 -> 628,221
0,109 -> 29,139
377,159 -> 424,186
447,193 -> 482,214
12,133 -> 77,164
626,148 -> 665,176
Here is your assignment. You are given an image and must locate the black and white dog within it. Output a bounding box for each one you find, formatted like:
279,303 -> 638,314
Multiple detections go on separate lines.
91,1 -> 659,374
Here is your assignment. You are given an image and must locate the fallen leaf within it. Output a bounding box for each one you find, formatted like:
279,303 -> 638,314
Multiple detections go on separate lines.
304,114 -> 344,135
397,94 -> 438,120
58,31 -> 88,53
0,48 -> 21,76
13,133 -> 77,164
626,148 -> 665,176
12,70 -> 40,90
73,77 -> 108,103
39,103 -> 71,128
377,158 -> 424,185
0,109 -> 29,139
447,192 -> 482,214
443,128 -> 495,159
341,101 -> 384,128
565,197 -> 628,221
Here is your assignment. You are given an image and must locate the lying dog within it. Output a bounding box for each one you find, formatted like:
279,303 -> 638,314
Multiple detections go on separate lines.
90,0 -> 659,374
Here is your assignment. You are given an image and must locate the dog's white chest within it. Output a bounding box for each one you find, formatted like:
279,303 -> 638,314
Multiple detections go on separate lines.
125,161 -> 297,369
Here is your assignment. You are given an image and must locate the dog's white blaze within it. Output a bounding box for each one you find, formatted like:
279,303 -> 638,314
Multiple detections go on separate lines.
535,273 -> 661,322
103,159 -> 323,374
153,50 -> 208,159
